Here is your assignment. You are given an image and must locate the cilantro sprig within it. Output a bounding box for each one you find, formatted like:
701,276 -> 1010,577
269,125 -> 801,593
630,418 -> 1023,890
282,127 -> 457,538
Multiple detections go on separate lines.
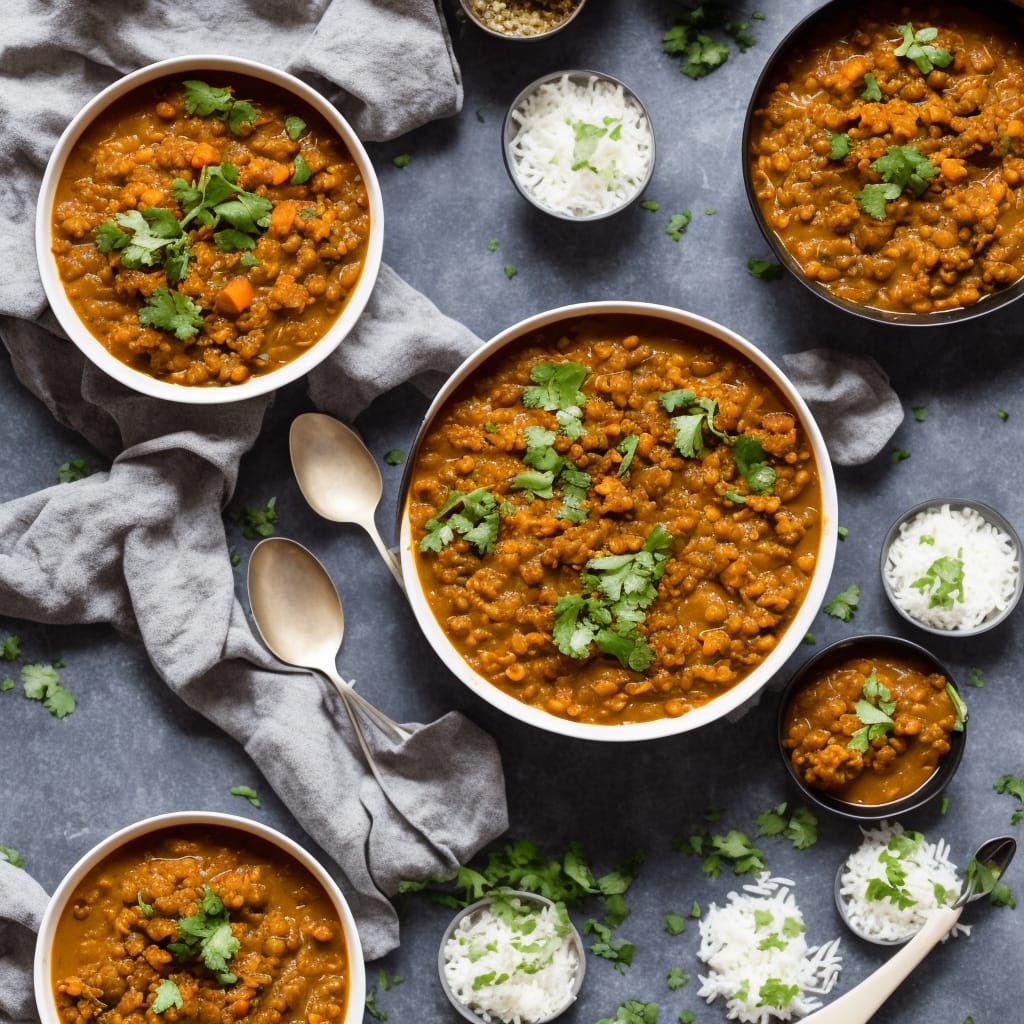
420,488 -> 500,556
894,23 -> 953,76
847,669 -> 896,752
167,887 -> 241,983
856,145 -> 939,220
911,552 -> 965,608
182,79 -> 258,135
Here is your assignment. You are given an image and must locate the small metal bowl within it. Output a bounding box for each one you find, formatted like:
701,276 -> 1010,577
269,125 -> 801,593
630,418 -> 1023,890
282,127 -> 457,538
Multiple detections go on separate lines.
502,70 -> 655,221
880,498 -> 1023,636
438,890 -> 585,1024
777,635 -> 967,821
458,0 -> 588,41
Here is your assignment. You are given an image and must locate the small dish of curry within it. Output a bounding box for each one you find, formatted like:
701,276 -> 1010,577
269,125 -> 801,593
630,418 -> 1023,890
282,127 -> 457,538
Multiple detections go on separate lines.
400,302 -> 838,741
744,0 -> 1024,324
33,811 -> 365,1024
37,55 -> 383,402
778,635 -> 967,819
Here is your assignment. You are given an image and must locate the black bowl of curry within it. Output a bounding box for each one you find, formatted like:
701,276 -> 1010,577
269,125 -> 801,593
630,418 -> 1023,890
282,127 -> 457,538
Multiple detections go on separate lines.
37,55 -> 382,401
34,811 -> 365,1024
778,635 -> 967,820
399,302 -> 838,741
744,0 -> 1024,325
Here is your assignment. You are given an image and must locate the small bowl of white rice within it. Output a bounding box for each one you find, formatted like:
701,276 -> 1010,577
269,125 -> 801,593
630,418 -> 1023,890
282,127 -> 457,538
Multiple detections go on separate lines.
502,70 -> 655,221
880,498 -> 1022,636
438,889 -> 585,1024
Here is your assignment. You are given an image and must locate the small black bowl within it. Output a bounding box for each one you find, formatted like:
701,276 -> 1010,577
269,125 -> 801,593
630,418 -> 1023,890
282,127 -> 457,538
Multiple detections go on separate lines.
777,635 -> 966,821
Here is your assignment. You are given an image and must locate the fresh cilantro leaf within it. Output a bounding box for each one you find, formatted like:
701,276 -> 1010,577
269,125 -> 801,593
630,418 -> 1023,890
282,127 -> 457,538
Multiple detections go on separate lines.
892,448 -> 911,462
641,198 -> 660,212
747,256 -> 784,280
725,19 -> 756,51
1,636 -> 21,661
911,554 -> 965,608
284,115 -> 307,141
1,678 -> 13,692
667,966 -> 689,989
393,153 -> 411,168
182,79 -> 258,135
365,989 -> 388,1021
384,448 -> 405,466
679,1011 -> 696,1024
170,887 -> 241,975
523,361 -> 588,412
670,412 -> 708,457
998,408 -> 1009,421
758,978 -> 799,1009
857,145 -> 939,219
664,912 -> 687,935
487,238 -> 499,251
837,525 -> 849,541
824,583 -> 860,622
21,663 -> 76,718
420,488 -> 499,556
994,774 -> 1024,825
513,470 -> 556,500
660,389 -> 697,413
826,130 -> 852,160
139,287 -> 204,340
0,845 -> 24,868
666,210 -> 693,240
137,892 -> 154,917
755,803 -> 788,836
732,434 -> 776,494
504,264 -> 517,280
596,999 -> 659,1024
229,496 -> 278,541
618,434 -> 640,476
378,968 -> 403,991
152,979 -> 183,1014
291,153 -> 312,185
894,23 -> 953,75
913,405 -> 928,422
584,918 -> 635,973
861,72 -> 883,102
803,632 -> 816,644
966,667 -> 985,688
230,785 -> 261,808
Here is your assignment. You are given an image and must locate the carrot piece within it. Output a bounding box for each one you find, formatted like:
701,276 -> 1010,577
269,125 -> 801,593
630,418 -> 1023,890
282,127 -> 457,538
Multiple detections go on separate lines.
269,162 -> 291,186
215,276 -> 255,315
268,200 -> 297,237
190,141 -> 221,168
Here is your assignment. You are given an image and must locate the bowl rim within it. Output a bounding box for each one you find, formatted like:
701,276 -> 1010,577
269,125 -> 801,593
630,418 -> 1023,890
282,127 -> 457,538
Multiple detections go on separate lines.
458,0 -> 588,41
398,299 -> 840,742
741,0 -> 1024,327
33,809 -> 366,1023
35,53 -> 384,405
501,68 -> 656,221
879,496 -> 1023,636
437,888 -> 585,1024
776,633 -> 967,821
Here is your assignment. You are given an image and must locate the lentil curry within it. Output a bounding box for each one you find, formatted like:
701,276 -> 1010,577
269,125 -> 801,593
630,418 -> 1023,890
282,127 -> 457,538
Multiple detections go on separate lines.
50,825 -> 351,1024
51,74 -> 371,386
782,648 -> 963,805
407,314 -> 824,726
748,1 -> 1024,316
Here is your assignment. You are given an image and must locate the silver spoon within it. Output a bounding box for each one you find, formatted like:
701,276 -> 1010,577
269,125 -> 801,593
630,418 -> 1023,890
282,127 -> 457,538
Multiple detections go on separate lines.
246,537 -> 410,750
289,412 -> 406,593
805,836 -> 1016,1024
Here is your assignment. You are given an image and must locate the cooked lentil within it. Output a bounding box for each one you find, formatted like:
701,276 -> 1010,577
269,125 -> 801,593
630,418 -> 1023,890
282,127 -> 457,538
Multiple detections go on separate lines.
51,73 -> 371,386
748,1 -> 1024,315
782,650 -> 959,805
407,314 -> 824,726
51,825 -> 351,1024
465,0 -> 582,37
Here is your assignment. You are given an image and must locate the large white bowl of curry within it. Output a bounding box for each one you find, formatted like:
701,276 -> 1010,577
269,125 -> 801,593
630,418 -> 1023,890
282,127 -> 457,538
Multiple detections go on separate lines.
399,302 -> 839,741
37,54 -> 383,403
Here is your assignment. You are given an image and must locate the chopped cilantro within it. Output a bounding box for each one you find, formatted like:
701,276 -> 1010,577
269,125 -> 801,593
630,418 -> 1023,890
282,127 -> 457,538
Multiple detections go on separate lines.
758,978 -> 799,1009
747,256 -> 784,280
487,238 -> 499,251
837,525 -> 849,541
168,887 -> 241,979
58,457 -> 93,483
667,966 -> 689,989
892,449 -> 911,462
504,264 -> 517,280
227,497 -> 278,541
284,115 -> 307,141
674,828 -> 765,878
364,989 -> 388,1021
476,109 -> 485,123
861,72 -> 883,102
523,361 -> 587,413
894,23 -> 952,75
913,405 -> 928,422
666,210 -> 693,240
732,434 -> 776,494
291,153 -> 312,185
824,583 -> 860,621
230,785 -> 261,808
802,632 -> 815,644
392,153 -> 411,168
848,670 -> 896,751
584,918 -> 635,973
755,802 -> 818,849
857,145 -> 938,219
182,79 -> 258,135
618,434 -> 640,476
596,1000 -> 659,1024
139,286 -> 204,340
152,978 -> 184,1014
0,845 -> 24,868
21,663 -> 76,718
664,912 -> 687,936
994,774 -> 1024,825
420,488 -> 500,556
378,968 -> 403,991
966,666 -> 985,688
826,130 -> 852,160
1,636 -> 21,661
137,892 -> 154,917
911,553 -> 964,608
679,1011 -> 696,1024
384,448 -> 405,466
998,408 -> 1009,421
641,198 -> 660,212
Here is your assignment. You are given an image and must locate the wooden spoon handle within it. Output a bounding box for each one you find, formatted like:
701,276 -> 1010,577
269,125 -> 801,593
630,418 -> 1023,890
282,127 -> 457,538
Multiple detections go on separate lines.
800,905 -> 964,1024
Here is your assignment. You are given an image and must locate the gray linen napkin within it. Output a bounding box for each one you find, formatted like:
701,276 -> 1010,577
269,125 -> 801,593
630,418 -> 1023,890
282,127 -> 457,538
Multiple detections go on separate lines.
0,0 -> 503,1013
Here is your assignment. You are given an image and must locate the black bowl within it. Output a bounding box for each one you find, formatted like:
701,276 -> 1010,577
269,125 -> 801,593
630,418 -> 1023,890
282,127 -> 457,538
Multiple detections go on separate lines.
742,0 -> 1024,326
776,635 -> 967,820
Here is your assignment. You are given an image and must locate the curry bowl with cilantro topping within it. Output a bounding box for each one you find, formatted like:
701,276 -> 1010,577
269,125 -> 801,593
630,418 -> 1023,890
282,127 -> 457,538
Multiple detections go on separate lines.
399,302 -> 838,740
744,0 -> 1024,324
37,55 -> 382,401
34,810 -> 364,1024
778,635 -> 967,820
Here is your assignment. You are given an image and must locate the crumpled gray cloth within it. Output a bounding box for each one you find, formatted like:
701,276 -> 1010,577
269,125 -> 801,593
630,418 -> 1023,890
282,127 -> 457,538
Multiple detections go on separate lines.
781,348 -> 905,465
0,0 -> 503,1015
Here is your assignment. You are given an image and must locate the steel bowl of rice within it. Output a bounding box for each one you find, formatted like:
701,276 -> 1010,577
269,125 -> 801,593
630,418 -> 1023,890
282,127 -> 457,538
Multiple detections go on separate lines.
880,498 -> 1022,636
502,70 -> 655,221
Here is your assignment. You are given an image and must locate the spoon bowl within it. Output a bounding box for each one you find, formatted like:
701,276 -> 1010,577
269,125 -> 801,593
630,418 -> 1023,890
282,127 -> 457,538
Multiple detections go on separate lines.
289,413 -> 405,591
247,536 -> 409,745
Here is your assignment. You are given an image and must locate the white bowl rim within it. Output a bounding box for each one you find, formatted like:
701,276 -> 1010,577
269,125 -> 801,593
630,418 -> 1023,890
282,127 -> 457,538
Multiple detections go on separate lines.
399,299 -> 840,742
35,53 -> 384,405
33,809 -> 365,1022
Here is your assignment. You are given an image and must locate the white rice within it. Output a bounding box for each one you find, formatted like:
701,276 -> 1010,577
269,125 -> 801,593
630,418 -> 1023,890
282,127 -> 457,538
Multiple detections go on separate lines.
837,821 -> 967,944
697,874 -> 843,1023
441,895 -> 580,1024
883,503 -> 1019,630
507,73 -> 653,217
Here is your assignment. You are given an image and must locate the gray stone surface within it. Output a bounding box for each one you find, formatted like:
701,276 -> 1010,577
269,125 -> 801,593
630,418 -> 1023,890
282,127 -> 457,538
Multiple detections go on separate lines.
2,2 -> 1022,1022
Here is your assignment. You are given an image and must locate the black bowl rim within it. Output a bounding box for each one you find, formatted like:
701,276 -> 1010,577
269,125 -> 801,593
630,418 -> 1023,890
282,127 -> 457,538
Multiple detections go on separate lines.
776,634 -> 967,821
741,0 -> 1024,327
879,497 -> 1023,636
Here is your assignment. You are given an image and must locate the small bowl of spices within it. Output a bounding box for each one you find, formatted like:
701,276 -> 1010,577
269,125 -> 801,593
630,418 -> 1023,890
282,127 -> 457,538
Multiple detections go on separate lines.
880,498 -> 1022,636
503,70 -> 655,220
777,635 -> 968,821
459,0 -> 587,40
438,889 -> 585,1024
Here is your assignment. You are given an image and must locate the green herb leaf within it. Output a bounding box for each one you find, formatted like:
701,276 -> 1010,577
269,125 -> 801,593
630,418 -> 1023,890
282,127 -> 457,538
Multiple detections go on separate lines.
664,912 -> 687,936
1,636 -> 21,662
523,361 -> 588,413
182,80 -> 258,135
826,130 -> 852,160
230,785 -> 261,808
0,845 -> 24,868
666,210 -> 693,240
284,115 -> 307,141
861,72 -> 883,102
139,287 -> 205,340
995,774 -> 1024,825
291,153 -> 312,185
747,256 -> 784,280
758,978 -> 799,1010
732,434 -> 776,494
21,663 -> 76,718
825,583 -> 860,621
393,153 -> 411,168
911,553 -> 965,608
384,448 -> 406,466
618,434 -> 640,476
667,965 -> 690,990
152,979 -> 184,1014
894,23 -> 953,75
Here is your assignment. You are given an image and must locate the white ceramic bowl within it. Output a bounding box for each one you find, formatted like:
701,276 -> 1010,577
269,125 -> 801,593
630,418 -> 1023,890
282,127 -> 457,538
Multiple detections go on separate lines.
36,54 -> 383,404
399,301 -> 839,742
34,810 -> 365,1023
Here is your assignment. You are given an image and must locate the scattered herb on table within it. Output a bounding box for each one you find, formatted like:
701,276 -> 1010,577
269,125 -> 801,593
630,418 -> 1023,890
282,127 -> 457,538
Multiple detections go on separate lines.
802,632 -> 816,645
378,968 -> 403,990
837,525 -> 849,541
913,406 -> 928,422
504,263 -> 517,280
487,238 -> 499,251
227,496 -> 278,540
662,5 -> 760,79
1,635 -> 20,661
58,457 -> 93,483
667,966 -> 690,989
679,1011 -> 697,1024
0,845 -> 24,867
585,918 -> 635,973
230,785 -> 261,808
641,198 -> 660,212
364,989 -> 388,1021
384,448 -> 405,466
755,802 -> 818,850
664,911 -> 688,935
994,774 -> 1024,825
597,999 -> 659,1024
894,23 -> 952,76
998,408 -> 1009,421
747,256 -> 784,280
966,666 -> 985,688
892,448 -> 911,462
666,210 -> 693,240
22,663 -> 77,719
392,153 -> 411,168
825,583 -> 860,621
674,828 -> 766,879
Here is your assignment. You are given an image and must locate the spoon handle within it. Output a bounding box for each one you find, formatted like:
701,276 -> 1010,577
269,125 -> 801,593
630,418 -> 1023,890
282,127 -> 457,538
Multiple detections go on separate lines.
365,522 -> 407,594
325,666 -> 411,741
801,905 -> 963,1024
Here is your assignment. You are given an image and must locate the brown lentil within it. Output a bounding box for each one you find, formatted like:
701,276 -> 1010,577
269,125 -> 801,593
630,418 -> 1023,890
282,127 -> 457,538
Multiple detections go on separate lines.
465,0 -> 582,37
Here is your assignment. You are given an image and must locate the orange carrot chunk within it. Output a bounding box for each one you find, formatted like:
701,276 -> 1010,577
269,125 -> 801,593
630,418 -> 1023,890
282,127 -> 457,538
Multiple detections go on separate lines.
190,141 -> 221,168
215,276 -> 255,315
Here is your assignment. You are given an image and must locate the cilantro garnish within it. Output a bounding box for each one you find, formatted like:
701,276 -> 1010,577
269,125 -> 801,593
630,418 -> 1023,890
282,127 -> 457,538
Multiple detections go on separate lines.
732,434 -> 776,494
674,828 -> 766,878
364,990 -> 388,1021
911,552 -> 965,608
894,23 -> 953,76
96,207 -> 188,277
0,845 -> 24,868
847,669 -> 896,752
137,892 -> 154,917
747,256 -> 784,280
152,978 -> 184,1014
584,918 -> 635,973
420,488 -> 500,556
285,115 -> 307,141
641,198 -> 660,212
21,663 -> 77,719
571,117 -> 622,176
664,912 -> 687,936
994,774 -> 1024,825
667,965 -> 689,989
230,785 -> 261,808
618,434 -> 639,476
384,448 -> 406,466
666,210 -> 693,240
553,525 -> 673,671
393,153 -> 411,168
826,130 -> 852,160
182,79 -> 258,135
523,361 -> 588,414
227,497 -> 278,541
856,145 -> 939,219
861,72 -> 883,102
597,1000 -> 659,1024
291,154 -> 312,185
755,802 -> 818,850
139,287 -> 205,340
1,636 -> 21,661
168,887 -> 241,983
824,583 -> 860,621
758,978 -> 799,1010
913,406 -> 928,422
663,4 -> 753,80
504,264 -> 517,280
